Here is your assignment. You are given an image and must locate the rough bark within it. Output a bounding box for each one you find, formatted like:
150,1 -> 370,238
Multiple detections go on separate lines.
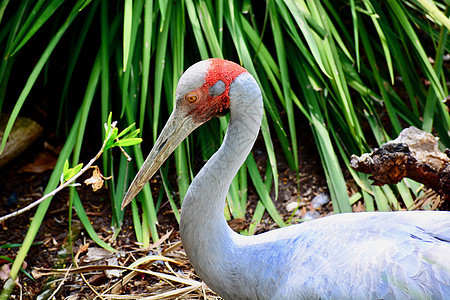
350,127 -> 450,200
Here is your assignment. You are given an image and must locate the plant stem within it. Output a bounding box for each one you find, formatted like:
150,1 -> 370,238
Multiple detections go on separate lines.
0,142 -> 106,223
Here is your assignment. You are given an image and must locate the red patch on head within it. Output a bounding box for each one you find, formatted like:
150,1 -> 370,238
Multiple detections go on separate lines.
188,59 -> 247,122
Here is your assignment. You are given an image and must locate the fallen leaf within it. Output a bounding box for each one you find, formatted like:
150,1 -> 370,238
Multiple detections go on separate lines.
19,151 -> 58,173
105,256 -> 124,278
81,247 -> 111,263
0,264 -> 11,281
80,247 -> 124,278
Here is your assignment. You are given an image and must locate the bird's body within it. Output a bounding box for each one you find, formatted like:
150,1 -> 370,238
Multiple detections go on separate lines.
182,209 -> 450,299
122,59 -> 450,299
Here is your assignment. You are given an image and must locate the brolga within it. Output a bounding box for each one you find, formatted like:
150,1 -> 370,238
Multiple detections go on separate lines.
121,59 -> 450,299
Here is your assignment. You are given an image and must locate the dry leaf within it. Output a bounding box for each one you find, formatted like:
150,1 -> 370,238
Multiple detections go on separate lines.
81,247 -> 111,263
104,256 -> 123,278
80,247 -> 124,278
0,264 -> 11,281
18,151 -> 58,173
84,166 -> 104,191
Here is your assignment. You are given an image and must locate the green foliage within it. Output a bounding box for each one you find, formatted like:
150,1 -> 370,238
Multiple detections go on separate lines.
0,0 -> 449,296
104,112 -> 142,150
60,160 -> 84,185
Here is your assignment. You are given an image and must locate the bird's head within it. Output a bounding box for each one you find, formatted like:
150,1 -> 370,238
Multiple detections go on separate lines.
121,59 -> 248,209
175,58 -> 247,122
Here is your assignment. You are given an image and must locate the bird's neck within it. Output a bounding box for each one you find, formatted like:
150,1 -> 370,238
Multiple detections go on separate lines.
180,73 -> 263,297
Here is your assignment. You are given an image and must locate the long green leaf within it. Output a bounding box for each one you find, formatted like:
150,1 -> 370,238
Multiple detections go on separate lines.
0,4 -> 81,153
73,193 -> 116,252
246,154 -> 286,227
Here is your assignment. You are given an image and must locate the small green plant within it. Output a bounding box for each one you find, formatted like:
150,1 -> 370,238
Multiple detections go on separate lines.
0,112 -> 141,224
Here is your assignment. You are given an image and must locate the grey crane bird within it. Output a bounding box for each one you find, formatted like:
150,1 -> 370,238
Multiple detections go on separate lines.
121,58 -> 450,299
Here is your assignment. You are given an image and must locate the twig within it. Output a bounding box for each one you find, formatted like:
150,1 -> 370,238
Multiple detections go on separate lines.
0,141 -> 106,223
47,264 -> 72,299
0,117 -> 141,223
75,243 -> 105,300
117,145 -> 132,162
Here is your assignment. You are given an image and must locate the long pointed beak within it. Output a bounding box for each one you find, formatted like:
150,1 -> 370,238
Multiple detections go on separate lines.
121,109 -> 199,209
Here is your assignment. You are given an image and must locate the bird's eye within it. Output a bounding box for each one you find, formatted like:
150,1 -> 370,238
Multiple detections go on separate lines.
186,94 -> 198,102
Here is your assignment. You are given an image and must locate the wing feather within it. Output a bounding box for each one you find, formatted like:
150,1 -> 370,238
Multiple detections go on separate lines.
270,211 -> 450,299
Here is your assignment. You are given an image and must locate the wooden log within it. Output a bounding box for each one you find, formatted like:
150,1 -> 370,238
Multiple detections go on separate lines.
0,113 -> 43,169
350,127 -> 450,200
